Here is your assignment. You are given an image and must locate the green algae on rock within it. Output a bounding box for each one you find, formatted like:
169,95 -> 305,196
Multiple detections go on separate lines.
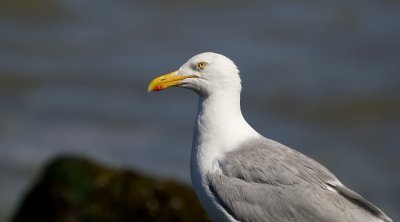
12,156 -> 211,222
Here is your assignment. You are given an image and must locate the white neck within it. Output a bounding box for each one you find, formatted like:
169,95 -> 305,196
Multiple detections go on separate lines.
190,91 -> 259,176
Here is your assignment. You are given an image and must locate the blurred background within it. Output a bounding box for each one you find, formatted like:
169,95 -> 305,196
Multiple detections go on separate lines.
0,0 -> 399,221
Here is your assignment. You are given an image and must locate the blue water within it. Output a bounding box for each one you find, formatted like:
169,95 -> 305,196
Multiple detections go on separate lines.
0,0 -> 399,220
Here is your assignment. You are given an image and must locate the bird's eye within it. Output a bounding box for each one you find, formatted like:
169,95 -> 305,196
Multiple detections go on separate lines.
196,62 -> 208,70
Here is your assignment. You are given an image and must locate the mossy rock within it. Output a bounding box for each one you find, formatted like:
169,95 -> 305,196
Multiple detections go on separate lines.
12,156 -> 211,222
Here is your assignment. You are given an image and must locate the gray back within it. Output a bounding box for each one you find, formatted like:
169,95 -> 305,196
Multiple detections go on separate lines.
206,138 -> 392,222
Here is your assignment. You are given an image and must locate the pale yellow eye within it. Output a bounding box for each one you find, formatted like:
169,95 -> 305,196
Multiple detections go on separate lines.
196,62 -> 207,70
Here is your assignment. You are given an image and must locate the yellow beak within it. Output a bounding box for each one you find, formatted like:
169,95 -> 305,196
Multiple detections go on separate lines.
148,71 -> 197,92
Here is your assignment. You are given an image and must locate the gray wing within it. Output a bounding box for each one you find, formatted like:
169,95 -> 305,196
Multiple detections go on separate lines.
207,137 -> 392,222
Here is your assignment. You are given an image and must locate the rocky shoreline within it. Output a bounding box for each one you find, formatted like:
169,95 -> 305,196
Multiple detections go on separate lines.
12,156 -> 210,222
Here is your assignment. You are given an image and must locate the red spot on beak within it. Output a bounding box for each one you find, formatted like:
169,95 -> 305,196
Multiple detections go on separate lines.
155,85 -> 163,91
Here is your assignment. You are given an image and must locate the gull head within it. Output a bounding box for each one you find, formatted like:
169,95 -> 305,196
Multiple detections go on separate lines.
148,52 -> 241,96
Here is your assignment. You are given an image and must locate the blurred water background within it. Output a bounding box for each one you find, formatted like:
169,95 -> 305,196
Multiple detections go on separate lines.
0,0 -> 399,221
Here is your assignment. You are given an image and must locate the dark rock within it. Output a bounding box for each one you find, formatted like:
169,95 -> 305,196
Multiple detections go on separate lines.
12,156 -> 211,222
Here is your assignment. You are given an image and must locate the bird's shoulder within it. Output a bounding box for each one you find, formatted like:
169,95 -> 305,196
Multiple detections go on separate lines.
217,136 -> 338,186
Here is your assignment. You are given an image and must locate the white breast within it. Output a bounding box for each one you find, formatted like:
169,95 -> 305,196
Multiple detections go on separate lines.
189,93 -> 259,222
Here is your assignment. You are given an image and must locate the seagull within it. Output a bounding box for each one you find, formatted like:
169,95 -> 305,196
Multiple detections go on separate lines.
148,52 -> 392,222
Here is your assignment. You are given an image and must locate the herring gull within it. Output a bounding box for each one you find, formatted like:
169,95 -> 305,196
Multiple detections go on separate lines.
148,52 -> 392,222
